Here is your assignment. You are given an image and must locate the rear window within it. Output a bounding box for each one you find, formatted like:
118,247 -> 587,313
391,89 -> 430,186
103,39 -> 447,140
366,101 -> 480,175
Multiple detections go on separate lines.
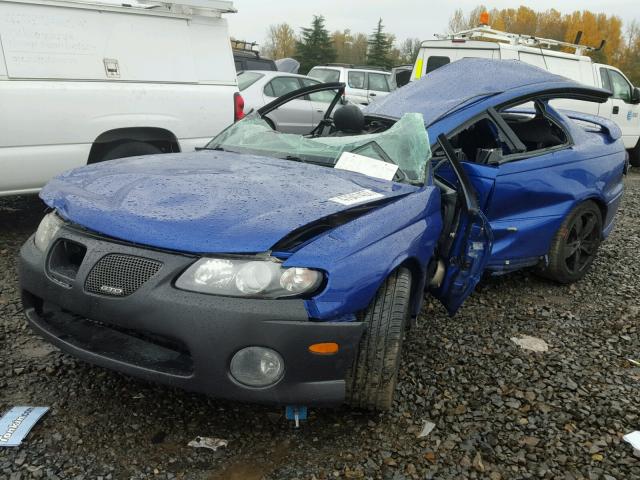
244,59 -> 277,71
426,56 -> 450,73
308,68 -> 340,83
237,72 -> 264,91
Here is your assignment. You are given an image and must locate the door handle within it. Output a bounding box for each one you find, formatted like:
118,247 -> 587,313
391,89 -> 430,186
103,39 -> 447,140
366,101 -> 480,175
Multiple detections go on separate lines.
316,109 -> 324,113
369,92 -> 377,97
613,106 -> 619,114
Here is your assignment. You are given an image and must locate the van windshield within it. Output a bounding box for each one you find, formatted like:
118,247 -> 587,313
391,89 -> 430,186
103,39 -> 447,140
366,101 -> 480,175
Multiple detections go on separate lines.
206,113 -> 432,184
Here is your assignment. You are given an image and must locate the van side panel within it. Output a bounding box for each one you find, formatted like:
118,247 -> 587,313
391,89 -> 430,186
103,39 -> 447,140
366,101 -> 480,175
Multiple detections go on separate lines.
0,2 -> 236,195
0,81 -> 236,193
0,35 -> 6,77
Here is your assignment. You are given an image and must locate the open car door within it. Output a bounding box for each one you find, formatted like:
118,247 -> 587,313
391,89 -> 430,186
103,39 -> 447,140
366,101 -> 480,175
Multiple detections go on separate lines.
431,134 -> 493,315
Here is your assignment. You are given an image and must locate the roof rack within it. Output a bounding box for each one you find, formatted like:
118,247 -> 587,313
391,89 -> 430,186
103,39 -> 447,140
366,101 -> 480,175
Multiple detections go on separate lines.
231,39 -> 261,58
434,25 -> 605,56
323,63 -> 389,72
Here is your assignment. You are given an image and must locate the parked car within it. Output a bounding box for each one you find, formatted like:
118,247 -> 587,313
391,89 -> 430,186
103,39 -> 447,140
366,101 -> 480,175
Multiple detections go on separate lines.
412,22 -> 640,166
20,59 -> 626,411
232,39 -> 277,72
0,0 -> 241,198
238,71 -> 336,133
308,64 -> 391,106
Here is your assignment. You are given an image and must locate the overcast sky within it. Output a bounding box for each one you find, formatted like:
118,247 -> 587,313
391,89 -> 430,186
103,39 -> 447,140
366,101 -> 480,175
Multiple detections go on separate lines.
227,0 -> 640,46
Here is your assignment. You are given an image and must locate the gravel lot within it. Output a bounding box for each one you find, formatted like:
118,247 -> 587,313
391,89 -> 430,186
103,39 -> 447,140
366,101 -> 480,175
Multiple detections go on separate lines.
1,173 -> 639,480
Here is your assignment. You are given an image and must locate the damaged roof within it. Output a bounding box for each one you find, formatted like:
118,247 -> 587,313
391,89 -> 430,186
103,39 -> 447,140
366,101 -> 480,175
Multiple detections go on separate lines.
364,58 -> 610,126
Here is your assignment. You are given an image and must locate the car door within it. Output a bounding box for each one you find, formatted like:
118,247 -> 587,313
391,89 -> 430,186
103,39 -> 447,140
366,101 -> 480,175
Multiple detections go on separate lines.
599,67 -> 640,149
262,76 -> 312,134
367,72 -> 391,104
430,134 -> 493,315
346,70 -> 369,105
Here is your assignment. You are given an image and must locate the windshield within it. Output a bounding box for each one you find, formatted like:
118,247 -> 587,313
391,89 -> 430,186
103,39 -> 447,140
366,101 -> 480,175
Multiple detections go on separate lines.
206,112 -> 431,184
308,68 -> 340,83
237,71 -> 264,91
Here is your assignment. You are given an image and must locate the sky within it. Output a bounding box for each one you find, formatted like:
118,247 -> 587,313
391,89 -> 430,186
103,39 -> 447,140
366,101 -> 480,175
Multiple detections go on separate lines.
226,0 -> 640,46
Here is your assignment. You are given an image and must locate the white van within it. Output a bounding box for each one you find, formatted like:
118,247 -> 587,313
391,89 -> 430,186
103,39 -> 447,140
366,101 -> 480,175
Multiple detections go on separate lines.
411,25 -> 640,166
0,0 -> 240,196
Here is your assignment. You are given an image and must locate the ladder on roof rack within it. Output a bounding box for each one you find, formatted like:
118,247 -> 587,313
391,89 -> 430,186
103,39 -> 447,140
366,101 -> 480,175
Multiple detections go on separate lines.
434,25 -> 605,56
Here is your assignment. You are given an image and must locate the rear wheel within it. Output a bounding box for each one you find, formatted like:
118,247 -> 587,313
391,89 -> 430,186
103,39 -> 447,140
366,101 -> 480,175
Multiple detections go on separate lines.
541,201 -> 602,284
346,268 -> 412,411
630,143 -> 640,168
99,141 -> 162,162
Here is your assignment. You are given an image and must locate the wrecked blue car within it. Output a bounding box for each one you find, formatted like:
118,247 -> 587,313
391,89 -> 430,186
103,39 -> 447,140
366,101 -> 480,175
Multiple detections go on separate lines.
19,59 -> 626,410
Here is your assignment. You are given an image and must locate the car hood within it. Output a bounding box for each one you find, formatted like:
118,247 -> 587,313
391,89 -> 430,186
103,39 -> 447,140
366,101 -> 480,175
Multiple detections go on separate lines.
40,151 -> 417,253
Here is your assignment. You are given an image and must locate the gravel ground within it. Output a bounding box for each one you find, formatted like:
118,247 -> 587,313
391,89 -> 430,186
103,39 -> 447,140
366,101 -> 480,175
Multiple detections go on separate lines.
1,173 -> 639,480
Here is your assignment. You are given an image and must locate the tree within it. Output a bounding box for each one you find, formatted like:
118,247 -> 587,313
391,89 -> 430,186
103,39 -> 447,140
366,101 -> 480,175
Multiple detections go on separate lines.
398,38 -> 421,64
367,18 -> 394,68
262,23 -> 296,60
295,15 -> 336,74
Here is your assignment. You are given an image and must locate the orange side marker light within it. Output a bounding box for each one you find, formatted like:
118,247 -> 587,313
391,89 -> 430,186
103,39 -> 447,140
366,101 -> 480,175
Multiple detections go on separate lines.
308,342 -> 339,355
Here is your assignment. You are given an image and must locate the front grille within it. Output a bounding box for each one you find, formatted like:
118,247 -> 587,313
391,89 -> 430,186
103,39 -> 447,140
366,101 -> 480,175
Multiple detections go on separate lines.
85,254 -> 162,297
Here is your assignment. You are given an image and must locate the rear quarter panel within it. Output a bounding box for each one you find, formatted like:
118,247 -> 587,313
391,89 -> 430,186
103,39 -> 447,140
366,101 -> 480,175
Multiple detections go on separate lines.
485,110 -> 626,267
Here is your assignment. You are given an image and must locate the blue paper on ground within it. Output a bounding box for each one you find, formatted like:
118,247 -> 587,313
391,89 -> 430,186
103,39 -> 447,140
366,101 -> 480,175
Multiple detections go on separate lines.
0,406 -> 49,447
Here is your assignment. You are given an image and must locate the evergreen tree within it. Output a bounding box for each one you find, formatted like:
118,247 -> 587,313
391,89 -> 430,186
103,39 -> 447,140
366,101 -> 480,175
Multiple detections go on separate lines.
367,18 -> 394,68
295,15 -> 336,74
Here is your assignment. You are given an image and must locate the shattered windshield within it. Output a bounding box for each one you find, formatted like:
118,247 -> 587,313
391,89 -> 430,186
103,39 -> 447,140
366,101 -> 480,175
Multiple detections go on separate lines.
206,113 -> 431,184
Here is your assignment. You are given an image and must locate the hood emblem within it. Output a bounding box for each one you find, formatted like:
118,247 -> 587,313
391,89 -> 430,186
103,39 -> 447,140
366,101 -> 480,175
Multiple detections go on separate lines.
100,285 -> 124,296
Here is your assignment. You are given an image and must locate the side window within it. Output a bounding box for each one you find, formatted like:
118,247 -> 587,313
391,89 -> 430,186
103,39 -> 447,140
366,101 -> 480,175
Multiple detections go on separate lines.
608,70 -> 632,103
368,72 -> 390,92
426,56 -> 450,74
348,71 -> 366,89
449,117 -> 507,163
264,77 -> 302,98
599,67 -> 612,92
500,101 -> 568,154
300,78 -> 335,103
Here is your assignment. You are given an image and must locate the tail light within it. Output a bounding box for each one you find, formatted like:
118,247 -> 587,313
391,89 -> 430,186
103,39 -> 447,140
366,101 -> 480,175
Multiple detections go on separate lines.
234,92 -> 245,122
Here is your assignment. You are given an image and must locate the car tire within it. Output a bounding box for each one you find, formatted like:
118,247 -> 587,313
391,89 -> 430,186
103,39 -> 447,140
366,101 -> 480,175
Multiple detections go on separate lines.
540,201 -> 603,284
630,142 -> 640,168
346,268 -> 412,411
99,141 -> 163,162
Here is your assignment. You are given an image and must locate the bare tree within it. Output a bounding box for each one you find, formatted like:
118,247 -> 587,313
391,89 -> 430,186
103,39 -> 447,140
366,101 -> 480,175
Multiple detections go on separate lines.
398,38 -> 422,63
263,23 -> 296,60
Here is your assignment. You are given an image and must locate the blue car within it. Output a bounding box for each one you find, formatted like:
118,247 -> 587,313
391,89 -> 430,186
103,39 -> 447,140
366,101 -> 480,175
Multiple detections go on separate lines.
19,59 -> 626,411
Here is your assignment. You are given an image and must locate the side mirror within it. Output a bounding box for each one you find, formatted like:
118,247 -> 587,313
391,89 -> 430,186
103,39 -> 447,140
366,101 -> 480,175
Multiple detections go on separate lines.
632,87 -> 640,104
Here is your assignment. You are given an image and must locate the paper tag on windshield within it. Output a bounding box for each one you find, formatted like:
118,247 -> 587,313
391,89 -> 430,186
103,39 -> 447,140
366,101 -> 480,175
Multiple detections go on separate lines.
329,189 -> 384,206
334,152 -> 398,181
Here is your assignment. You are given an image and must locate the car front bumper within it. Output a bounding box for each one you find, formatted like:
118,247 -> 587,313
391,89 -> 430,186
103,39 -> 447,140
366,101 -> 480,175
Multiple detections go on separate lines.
19,226 -> 364,406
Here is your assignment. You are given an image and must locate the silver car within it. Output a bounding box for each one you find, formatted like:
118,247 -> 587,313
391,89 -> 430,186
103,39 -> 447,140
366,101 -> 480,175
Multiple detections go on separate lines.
237,71 -> 336,134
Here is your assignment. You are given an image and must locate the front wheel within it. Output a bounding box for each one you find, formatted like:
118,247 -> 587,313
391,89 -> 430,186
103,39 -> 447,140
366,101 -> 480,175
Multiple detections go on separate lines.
541,201 -> 603,284
346,268 -> 412,411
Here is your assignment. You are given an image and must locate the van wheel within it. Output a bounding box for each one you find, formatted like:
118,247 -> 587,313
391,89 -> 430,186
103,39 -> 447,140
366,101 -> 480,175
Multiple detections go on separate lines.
346,268 -> 412,411
540,201 -> 602,284
98,141 -> 162,162
630,143 -> 640,168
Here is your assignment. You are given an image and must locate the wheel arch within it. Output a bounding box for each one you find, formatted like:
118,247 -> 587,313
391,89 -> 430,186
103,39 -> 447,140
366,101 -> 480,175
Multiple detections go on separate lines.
387,255 -> 428,319
579,195 -> 607,236
88,127 -> 180,164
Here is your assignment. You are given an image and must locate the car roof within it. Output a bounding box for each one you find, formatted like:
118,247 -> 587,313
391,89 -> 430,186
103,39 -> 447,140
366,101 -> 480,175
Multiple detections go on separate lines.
365,58 -> 609,127
311,65 -> 390,74
241,70 -> 317,80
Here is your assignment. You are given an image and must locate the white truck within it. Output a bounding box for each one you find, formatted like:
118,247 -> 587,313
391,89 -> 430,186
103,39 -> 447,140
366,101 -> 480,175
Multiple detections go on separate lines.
0,0 -> 240,196
411,24 -> 640,166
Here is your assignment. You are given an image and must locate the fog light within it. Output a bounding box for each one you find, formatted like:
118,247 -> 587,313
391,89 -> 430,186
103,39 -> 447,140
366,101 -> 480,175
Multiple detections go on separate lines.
230,347 -> 284,387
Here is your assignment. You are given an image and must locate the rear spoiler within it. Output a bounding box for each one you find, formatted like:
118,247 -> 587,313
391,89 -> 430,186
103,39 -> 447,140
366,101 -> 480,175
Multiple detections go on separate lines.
562,111 -> 622,141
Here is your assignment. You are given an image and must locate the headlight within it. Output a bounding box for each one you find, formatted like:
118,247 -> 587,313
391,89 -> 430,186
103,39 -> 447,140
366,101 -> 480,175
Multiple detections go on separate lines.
34,212 -> 65,252
175,257 -> 323,298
